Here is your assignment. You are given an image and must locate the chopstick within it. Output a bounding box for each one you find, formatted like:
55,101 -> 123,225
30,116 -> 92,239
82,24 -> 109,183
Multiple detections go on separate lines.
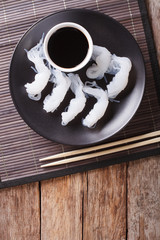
40,130 -> 160,168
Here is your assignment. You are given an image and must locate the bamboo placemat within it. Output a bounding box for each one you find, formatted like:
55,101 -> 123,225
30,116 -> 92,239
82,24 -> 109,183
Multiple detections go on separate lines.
0,0 -> 160,188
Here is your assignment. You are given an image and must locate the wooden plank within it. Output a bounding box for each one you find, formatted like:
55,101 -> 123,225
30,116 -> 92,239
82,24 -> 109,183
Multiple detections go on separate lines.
127,156 -> 160,239
41,173 -> 84,240
41,163 -> 126,239
127,1 -> 160,239
0,182 -> 40,240
83,164 -> 127,240
145,0 -> 160,65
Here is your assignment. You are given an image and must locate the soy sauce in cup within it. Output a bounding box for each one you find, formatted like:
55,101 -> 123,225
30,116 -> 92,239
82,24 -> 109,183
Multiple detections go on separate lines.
44,22 -> 93,72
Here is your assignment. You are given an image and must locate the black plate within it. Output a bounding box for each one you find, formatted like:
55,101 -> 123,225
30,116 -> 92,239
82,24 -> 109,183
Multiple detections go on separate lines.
9,9 -> 145,146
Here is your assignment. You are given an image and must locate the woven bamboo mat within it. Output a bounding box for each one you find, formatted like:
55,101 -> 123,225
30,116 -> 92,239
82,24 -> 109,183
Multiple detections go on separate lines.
0,0 -> 160,188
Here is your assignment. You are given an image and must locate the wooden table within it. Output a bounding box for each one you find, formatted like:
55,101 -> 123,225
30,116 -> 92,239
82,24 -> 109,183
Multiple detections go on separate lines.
0,0 -> 159,239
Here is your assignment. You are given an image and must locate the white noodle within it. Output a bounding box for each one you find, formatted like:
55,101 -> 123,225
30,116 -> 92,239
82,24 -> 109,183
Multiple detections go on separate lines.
86,45 -> 111,80
24,35 -> 51,97
43,69 -> 71,113
82,82 -> 109,128
106,54 -> 132,99
61,74 -> 86,126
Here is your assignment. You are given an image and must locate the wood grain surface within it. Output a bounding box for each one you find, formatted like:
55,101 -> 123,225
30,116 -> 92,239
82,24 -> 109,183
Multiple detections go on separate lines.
127,156 -> 160,239
0,0 -> 159,239
126,1 -> 160,239
83,164 -> 126,240
146,0 -> 160,65
41,174 -> 84,240
0,183 -> 40,240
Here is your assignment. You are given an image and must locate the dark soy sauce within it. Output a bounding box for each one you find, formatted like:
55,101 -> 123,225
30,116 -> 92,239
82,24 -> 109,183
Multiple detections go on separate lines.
48,27 -> 89,68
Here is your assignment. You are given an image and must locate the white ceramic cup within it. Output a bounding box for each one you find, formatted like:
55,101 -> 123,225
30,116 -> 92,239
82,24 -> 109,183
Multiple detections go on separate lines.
43,22 -> 93,72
